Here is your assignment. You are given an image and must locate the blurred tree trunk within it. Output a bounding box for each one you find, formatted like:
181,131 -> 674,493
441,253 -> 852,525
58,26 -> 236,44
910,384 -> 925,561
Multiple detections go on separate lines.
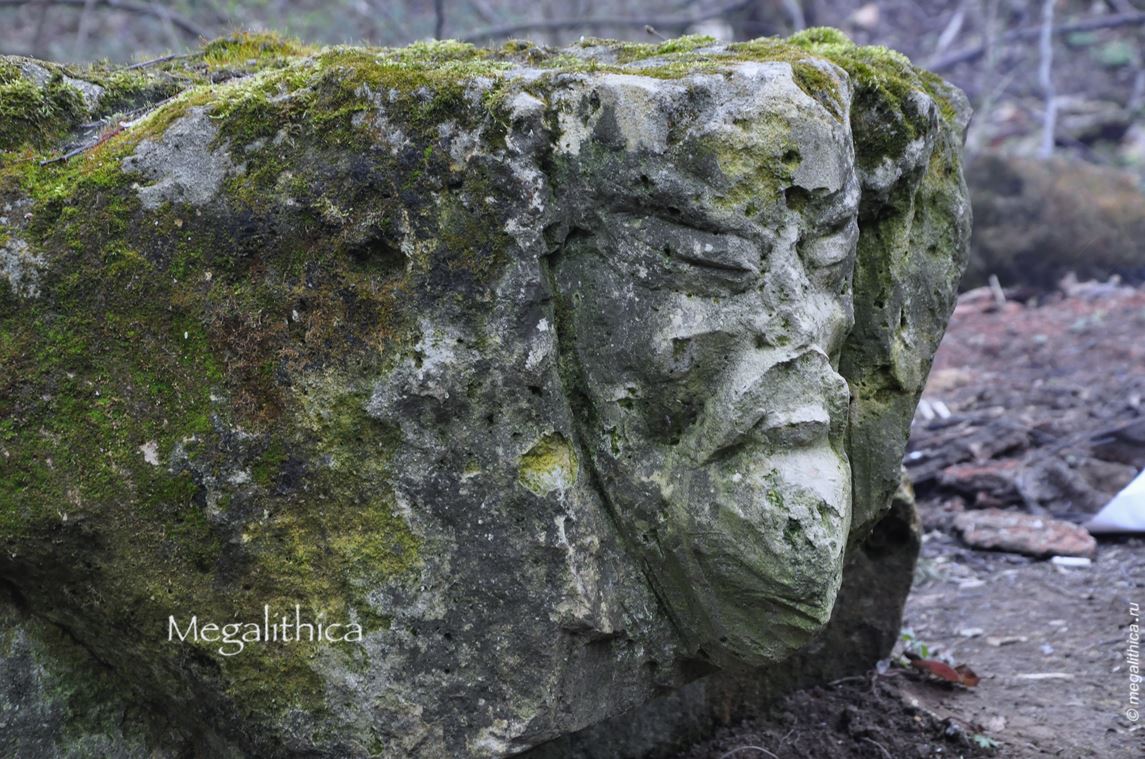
32,0 -> 52,57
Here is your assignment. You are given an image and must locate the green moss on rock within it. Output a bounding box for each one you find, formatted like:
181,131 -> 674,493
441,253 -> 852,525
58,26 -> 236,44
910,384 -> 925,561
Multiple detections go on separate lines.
0,62 -> 87,152
202,31 -> 313,69
519,434 -> 578,495
785,28 -> 958,170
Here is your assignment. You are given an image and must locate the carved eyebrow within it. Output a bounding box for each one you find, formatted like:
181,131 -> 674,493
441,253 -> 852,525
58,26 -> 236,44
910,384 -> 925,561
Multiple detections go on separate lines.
651,206 -> 725,235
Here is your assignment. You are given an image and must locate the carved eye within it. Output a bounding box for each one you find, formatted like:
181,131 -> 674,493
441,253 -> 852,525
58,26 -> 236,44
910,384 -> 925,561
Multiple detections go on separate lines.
674,248 -> 757,274
666,242 -> 758,275
649,219 -> 762,277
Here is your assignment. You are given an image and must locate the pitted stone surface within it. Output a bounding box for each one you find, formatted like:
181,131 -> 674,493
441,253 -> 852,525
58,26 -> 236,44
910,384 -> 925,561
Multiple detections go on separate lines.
0,31 -> 970,758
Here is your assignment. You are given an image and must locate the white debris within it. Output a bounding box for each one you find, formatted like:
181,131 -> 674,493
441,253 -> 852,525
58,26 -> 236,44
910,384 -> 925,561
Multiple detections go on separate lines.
1086,467 -> 1145,533
1050,556 -> 1092,568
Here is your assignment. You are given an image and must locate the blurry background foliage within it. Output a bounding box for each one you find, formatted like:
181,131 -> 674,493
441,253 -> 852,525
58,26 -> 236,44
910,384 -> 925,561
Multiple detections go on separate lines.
3,0 -> 1145,287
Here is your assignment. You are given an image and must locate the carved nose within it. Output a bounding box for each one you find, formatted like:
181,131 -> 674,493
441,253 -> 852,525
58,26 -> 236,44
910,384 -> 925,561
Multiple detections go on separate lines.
744,309 -> 803,352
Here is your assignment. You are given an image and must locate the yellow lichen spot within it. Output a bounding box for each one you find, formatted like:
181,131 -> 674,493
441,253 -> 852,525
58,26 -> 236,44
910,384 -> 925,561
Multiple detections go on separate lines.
518,433 -> 578,495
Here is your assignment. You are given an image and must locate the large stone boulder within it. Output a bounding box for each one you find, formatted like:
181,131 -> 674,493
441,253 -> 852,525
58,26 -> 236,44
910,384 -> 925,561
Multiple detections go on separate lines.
964,152 -> 1145,290
0,30 -> 970,757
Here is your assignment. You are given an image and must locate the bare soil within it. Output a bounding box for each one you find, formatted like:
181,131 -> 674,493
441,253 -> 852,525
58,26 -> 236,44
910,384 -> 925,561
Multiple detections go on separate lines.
676,283 -> 1145,758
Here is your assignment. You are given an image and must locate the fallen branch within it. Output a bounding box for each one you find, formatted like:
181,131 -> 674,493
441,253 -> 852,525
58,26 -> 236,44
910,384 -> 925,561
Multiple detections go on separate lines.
863,738 -> 894,759
0,0 -> 209,40
38,93 -> 179,165
930,10 -> 1145,72
39,123 -> 125,165
460,0 -> 753,43
125,51 -> 191,70
717,746 -> 779,759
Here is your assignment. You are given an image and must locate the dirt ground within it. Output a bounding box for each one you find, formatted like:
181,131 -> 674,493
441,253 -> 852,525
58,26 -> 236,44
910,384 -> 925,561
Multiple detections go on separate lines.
676,282 -> 1145,758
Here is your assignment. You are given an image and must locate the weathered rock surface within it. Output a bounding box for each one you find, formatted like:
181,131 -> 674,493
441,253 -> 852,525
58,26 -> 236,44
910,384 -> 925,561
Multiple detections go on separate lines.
0,31 -> 970,757
523,475 -> 923,758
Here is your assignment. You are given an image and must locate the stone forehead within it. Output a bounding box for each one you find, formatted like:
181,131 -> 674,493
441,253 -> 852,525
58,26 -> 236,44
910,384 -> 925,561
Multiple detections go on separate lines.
550,61 -> 838,158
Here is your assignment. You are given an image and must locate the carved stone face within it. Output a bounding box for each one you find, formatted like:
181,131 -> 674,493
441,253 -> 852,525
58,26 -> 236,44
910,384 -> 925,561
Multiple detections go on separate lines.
550,65 -> 860,666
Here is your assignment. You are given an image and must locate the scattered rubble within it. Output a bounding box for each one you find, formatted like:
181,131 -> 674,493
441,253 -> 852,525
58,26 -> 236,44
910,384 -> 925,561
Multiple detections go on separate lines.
907,277 -> 1145,531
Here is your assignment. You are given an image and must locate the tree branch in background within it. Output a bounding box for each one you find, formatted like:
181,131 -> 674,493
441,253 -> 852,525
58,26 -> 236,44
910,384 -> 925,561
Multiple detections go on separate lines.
1104,0 -> 1134,12
32,0 -> 53,58
434,0 -> 444,40
931,10 -> 1145,72
151,0 -> 181,50
781,0 -> 806,32
460,0 -> 754,43
1130,66 -> 1145,112
0,0 -> 209,40
981,0 -> 999,80
367,0 -> 412,45
72,0 -> 98,59
465,0 -> 496,25
929,0 -> 966,64
195,0 -> 233,28
1038,0 -> 1057,158
966,0 -> 1003,154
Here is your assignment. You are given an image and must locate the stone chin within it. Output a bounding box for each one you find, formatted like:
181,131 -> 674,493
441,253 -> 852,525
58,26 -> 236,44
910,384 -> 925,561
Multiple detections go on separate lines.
667,441 -> 851,667
589,415 -> 851,668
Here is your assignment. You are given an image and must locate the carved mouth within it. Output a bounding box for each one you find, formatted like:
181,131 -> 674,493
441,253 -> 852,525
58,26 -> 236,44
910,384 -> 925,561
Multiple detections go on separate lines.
704,403 -> 832,464
681,347 -> 845,465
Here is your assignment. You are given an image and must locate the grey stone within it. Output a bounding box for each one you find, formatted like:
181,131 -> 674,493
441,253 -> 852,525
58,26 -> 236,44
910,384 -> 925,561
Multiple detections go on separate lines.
0,234 -> 44,298
0,32 -> 970,758
121,106 -> 243,210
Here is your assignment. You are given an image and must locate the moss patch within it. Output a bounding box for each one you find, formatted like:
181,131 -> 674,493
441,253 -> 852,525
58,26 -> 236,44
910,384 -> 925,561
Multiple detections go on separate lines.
0,62 -> 87,152
0,57 -> 435,735
786,27 -> 961,169
519,434 -> 579,495
202,31 -> 313,70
